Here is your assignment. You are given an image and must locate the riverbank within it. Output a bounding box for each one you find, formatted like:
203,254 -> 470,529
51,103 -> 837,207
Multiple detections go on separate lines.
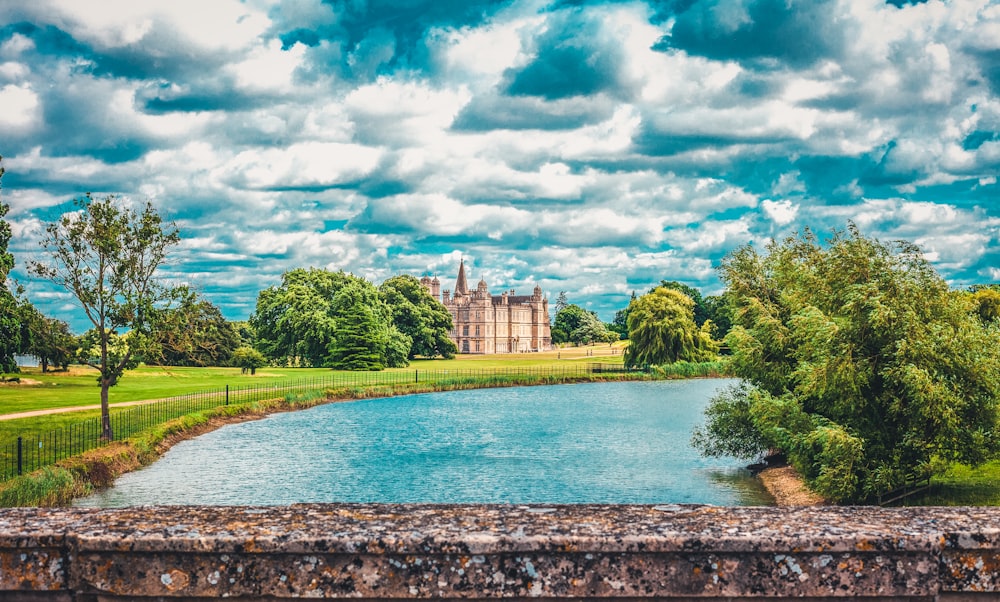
757,465 -> 827,506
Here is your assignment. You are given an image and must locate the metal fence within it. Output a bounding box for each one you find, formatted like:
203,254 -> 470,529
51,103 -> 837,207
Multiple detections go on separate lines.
1,363 -> 631,482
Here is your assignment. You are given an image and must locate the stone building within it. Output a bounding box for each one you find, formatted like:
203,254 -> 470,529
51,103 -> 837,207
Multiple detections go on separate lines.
421,260 -> 552,354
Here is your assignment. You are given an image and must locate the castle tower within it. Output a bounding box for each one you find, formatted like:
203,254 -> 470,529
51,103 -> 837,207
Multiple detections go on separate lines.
455,259 -> 469,296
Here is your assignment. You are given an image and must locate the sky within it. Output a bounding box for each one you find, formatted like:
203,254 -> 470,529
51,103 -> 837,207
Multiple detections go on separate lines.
1,0 -> 998,332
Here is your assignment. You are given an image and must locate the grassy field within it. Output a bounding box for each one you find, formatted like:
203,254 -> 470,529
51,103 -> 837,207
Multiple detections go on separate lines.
894,461 -> 1000,506
0,342 -> 627,416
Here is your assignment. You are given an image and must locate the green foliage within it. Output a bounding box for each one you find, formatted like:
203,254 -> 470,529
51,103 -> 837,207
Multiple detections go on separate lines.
691,382 -> 769,459
149,287 -> 240,367
624,287 -> 718,369
29,194 -> 180,439
657,281 -> 709,326
379,275 -> 457,359
26,311 -> 76,372
252,268 -> 351,366
231,346 -> 267,375
0,156 -> 23,375
694,225 -> 1000,503
609,291 -> 635,339
327,280 -> 411,370
253,268 -> 412,370
554,304 -> 617,345
970,287 -> 1000,324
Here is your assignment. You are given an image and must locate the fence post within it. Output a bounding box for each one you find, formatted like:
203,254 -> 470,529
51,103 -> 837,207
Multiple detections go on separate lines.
415,370 -> 418,384
225,384 -> 229,406
17,436 -> 22,476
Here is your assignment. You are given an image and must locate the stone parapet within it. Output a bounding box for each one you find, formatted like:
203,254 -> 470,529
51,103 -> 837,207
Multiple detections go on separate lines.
2,504 -> 999,600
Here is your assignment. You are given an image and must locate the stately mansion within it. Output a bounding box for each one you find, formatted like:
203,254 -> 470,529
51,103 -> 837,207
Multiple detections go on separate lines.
421,261 -> 552,354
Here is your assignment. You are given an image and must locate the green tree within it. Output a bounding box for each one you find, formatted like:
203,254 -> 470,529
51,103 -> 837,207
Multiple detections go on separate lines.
232,346 -> 267,375
970,287 -> 1000,324
623,286 -> 718,369
657,280 -> 709,326
553,304 -> 616,345
703,293 -> 734,341
252,268 -> 410,370
327,280 -> 410,370
693,226 -> 1000,502
570,310 -> 618,345
379,275 -> 456,359
0,155 -> 22,375
150,287 -> 240,366
555,291 -> 569,313
25,310 -> 76,372
30,194 -> 179,440
610,292 -> 635,339
252,268 -> 349,366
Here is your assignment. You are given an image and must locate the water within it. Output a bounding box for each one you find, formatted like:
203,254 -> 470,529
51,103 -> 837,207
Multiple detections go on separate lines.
76,379 -> 773,507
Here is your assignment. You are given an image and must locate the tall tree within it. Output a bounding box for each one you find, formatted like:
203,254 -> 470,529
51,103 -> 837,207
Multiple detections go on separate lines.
555,291 -> 569,313
623,287 -> 717,369
693,226 -> 1000,502
25,308 -> 76,372
150,287 -> 240,366
0,155 -> 22,375
30,194 -> 179,440
327,280 -> 410,370
379,275 -> 456,359
252,268 -> 349,366
657,280 -> 709,326
252,268 -> 410,370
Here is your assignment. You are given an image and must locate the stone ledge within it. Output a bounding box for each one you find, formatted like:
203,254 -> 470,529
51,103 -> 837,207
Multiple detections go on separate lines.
2,504 -> 999,599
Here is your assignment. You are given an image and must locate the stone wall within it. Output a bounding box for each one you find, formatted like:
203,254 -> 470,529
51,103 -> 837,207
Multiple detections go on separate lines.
2,504 -> 998,600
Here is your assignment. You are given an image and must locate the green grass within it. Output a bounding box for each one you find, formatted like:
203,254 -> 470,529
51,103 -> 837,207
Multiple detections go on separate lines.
893,461 -> 1000,506
1,345 -> 625,415
0,365 -> 336,414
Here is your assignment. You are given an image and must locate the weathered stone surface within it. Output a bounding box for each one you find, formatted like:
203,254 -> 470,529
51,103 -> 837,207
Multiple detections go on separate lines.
0,504 -> 999,599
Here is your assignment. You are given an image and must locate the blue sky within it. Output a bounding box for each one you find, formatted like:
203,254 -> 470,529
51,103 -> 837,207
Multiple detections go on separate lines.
1,0 -> 998,331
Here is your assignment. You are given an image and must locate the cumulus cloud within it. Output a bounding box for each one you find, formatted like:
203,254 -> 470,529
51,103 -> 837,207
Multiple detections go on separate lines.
1,0 -> 998,331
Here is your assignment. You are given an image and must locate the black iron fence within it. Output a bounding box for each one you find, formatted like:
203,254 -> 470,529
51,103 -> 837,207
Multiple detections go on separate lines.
1,364 -> 631,482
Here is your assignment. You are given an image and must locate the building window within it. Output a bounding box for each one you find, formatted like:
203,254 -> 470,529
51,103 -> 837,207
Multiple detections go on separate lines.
463,326 -> 469,336
475,325 -> 480,336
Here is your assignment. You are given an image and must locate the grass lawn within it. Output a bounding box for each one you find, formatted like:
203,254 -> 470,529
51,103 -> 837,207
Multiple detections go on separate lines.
1,342 -> 626,416
896,461 -> 1000,506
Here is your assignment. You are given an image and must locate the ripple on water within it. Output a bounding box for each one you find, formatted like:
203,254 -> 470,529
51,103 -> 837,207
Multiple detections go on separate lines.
75,379 -> 774,507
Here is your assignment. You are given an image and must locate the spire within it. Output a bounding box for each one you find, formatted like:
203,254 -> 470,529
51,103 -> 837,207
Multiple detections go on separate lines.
455,259 -> 469,296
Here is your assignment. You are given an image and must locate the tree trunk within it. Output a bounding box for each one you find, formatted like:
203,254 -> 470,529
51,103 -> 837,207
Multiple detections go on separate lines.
100,379 -> 113,441
41,358 -> 49,373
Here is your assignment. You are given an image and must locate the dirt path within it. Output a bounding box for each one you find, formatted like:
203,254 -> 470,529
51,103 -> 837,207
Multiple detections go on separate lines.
0,398 -> 166,422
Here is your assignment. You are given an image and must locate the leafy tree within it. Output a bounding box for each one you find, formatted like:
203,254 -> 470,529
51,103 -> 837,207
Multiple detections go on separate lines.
570,310 -> 619,344
252,268 -> 410,370
30,194 -> 179,440
623,286 -> 718,369
0,155 -> 22,375
657,280 -> 709,326
379,275 -> 456,359
26,310 -> 76,372
693,226 -> 1000,503
970,286 -> 1000,324
327,280 -> 410,370
555,291 -> 569,313
150,287 -> 240,366
610,291 -> 635,339
703,293 -> 734,340
552,304 -> 616,345
232,346 -> 267,375
252,268 -> 350,366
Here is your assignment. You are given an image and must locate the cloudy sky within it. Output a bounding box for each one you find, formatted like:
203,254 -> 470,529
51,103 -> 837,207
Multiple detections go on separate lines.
1,0 -> 998,331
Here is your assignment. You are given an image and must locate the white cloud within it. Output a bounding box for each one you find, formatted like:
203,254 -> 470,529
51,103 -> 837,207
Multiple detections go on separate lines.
34,0 -> 271,52
761,199 -> 799,226
0,84 -> 40,130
